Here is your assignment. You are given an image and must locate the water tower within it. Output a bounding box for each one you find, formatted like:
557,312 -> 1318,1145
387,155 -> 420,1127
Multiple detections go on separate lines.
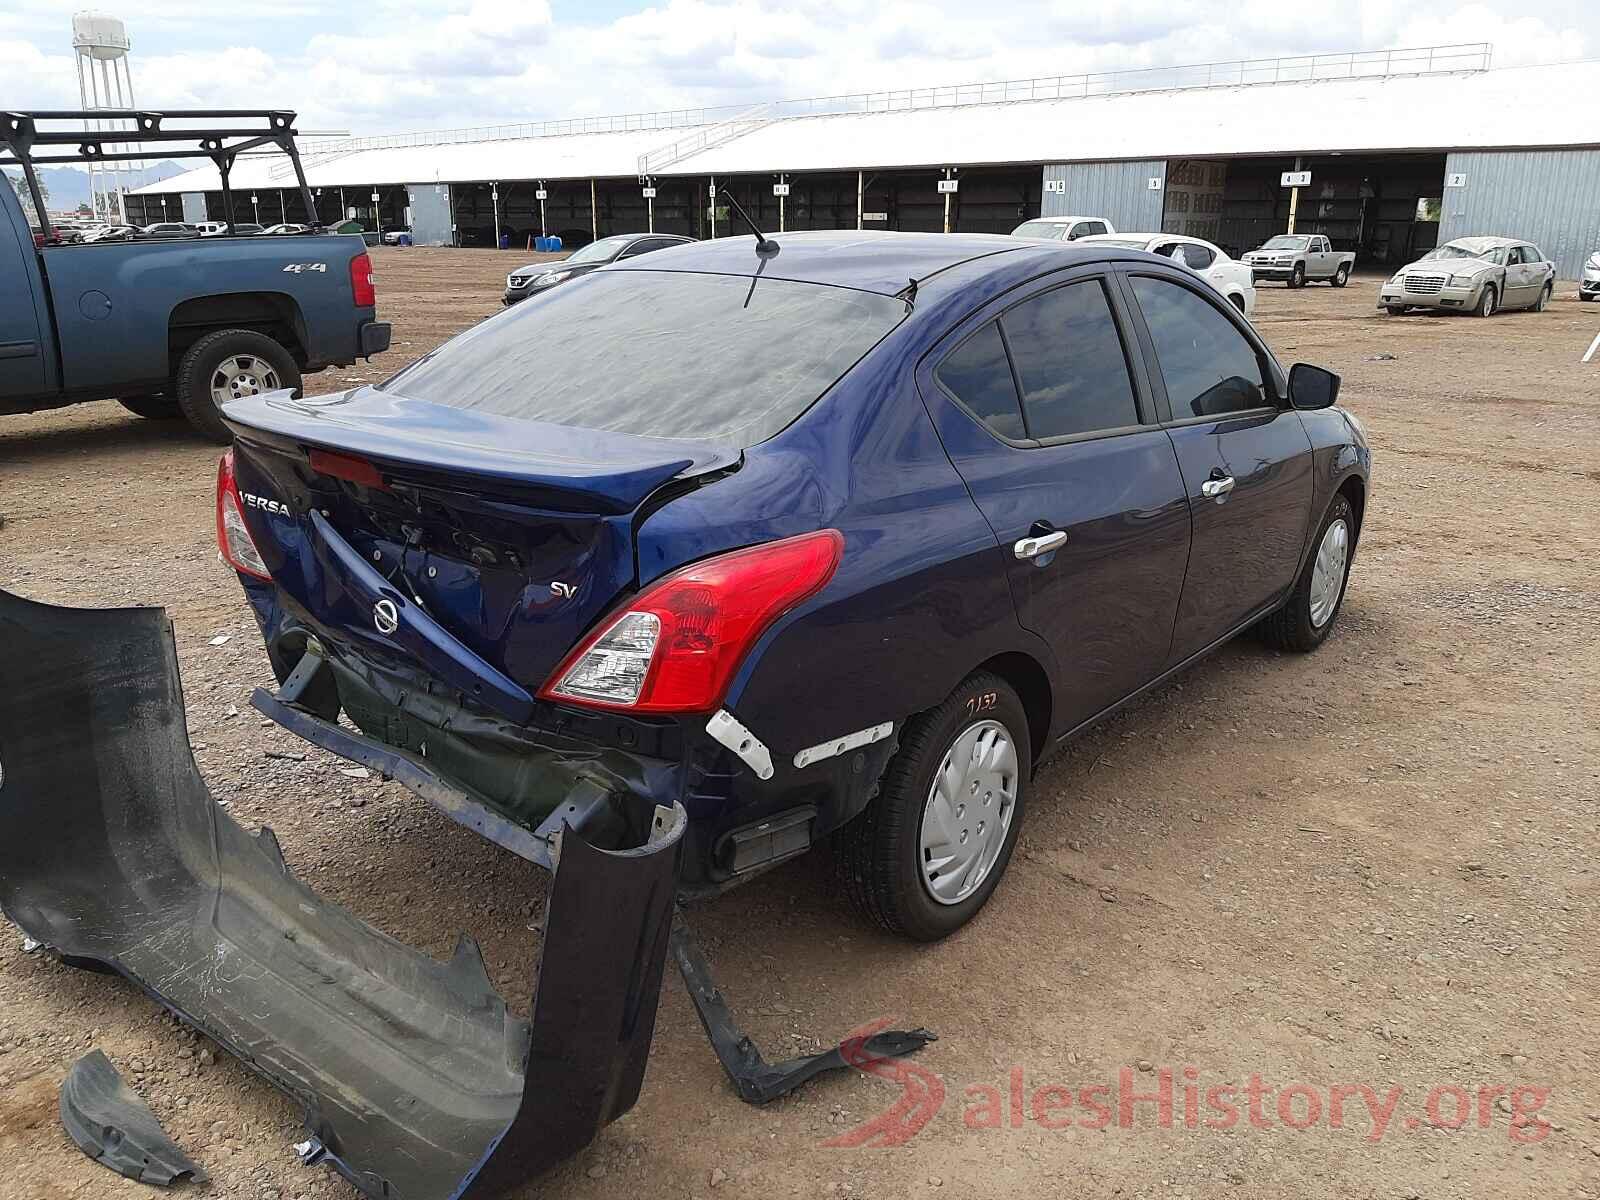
72,12 -> 136,222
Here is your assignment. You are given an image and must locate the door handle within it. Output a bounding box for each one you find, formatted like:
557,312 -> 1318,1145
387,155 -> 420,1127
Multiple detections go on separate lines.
1013,530 -> 1068,559
0,340 -> 40,360
1201,475 -> 1236,498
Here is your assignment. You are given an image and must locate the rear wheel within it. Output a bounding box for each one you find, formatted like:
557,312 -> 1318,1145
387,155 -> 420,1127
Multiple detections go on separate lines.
1256,494 -> 1355,653
1331,264 -> 1350,288
175,328 -> 301,444
1289,263 -> 1306,289
1473,284 -> 1497,318
118,394 -> 181,420
836,672 -> 1030,942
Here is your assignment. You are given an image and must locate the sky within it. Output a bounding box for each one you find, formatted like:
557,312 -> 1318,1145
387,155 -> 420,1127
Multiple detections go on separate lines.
2,0 -> 1595,139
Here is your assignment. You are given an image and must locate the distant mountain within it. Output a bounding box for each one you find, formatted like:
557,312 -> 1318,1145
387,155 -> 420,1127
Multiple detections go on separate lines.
32,160 -> 187,210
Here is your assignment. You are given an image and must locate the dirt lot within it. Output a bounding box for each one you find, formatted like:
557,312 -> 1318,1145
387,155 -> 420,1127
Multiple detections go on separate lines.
2,246 -> 1598,1200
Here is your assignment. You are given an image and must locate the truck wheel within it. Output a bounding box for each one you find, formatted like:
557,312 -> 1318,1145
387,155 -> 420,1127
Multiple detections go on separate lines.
176,329 -> 301,444
1255,494 -> 1355,653
1288,263 -> 1306,289
1331,264 -> 1350,288
1472,285 -> 1497,318
836,672 -> 1030,942
118,394 -> 182,420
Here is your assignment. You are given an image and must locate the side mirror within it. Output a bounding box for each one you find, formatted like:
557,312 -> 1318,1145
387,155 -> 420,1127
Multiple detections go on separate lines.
1287,363 -> 1341,410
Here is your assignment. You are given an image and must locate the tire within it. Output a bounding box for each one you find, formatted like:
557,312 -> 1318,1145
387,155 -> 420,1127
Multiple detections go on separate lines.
1532,283 -> 1552,313
1384,305 -> 1407,316
1229,293 -> 1247,315
1472,284 -> 1497,319
1256,494 -> 1356,653
1581,293 -> 1597,303
117,394 -> 181,420
1331,264 -> 1350,288
1288,263 -> 1306,289
175,329 -> 301,444
836,672 -> 1031,942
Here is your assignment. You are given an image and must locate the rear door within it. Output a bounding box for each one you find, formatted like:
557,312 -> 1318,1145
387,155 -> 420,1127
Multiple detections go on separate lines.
1117,267 -> 1314,660
919,267 -> 1192,730
0,191 -> 49,399
1507,246 -> 1542,307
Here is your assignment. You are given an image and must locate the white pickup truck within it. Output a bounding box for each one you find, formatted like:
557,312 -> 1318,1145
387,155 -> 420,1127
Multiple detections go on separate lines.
1242,234 -> 1355,288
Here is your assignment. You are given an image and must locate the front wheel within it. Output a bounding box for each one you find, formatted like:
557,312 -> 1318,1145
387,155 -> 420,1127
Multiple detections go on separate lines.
1473,284 -> 1498,318
1331,264 -> 1350,288
175,328 -> 302,444
836,672 -> 1030,941
1384,304 -> 1408,316
1256,494 -> 1355,653
1532,283 -> 1552,313
1289,263 -> 1306,289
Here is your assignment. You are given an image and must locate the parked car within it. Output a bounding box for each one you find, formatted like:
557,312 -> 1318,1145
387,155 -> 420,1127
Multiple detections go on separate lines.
219,230 -> 1367,942
1242,234 -> 1355,288
262,223 -> 313,236
502,232 -> 694,304
2,121 -> 391,442
1080,232 -> 1256,317
1379,237 -> 1554,317
82,222 -> 137,243
140,221 -> 197,239
1580,251 -> 1599,302
1010,216 -> 1115,242
381,228 -> 411,246
202,222 -> 266,237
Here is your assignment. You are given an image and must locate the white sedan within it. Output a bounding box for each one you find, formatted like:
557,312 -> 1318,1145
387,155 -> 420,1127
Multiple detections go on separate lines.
1080,233 -> 1257,319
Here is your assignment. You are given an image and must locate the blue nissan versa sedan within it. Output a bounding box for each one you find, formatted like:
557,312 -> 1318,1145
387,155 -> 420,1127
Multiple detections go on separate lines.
218,231 -> 1369,941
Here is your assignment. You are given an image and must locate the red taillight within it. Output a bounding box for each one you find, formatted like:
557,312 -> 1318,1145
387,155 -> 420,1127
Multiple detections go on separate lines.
349,252 -> 376,307
309,448 -> 387,490
539,530 -> 844,714
216,449 -> 272,580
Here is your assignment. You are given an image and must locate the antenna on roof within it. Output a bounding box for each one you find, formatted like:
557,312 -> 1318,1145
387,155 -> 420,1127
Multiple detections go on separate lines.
718,186 -> 778,256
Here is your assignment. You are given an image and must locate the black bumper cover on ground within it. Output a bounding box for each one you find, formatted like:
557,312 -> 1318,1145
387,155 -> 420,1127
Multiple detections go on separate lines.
0,587 -> 685,1200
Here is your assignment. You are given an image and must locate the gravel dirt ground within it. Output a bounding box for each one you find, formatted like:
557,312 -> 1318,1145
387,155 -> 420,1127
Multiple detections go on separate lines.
2,246 -> 1597,1200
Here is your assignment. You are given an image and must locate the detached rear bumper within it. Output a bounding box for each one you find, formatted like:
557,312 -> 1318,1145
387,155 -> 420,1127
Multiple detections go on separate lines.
0,587 -> 685,1200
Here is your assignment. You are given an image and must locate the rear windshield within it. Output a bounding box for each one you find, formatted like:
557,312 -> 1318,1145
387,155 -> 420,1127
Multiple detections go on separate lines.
379,270 -> 906,445
1012,221 -> 1066,240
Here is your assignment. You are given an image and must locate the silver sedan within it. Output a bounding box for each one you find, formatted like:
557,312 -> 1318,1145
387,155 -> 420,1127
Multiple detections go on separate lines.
1379,237 -> 1554,317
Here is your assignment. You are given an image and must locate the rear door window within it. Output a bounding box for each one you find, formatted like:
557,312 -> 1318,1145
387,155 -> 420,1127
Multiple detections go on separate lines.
380,271 -> 907,446
1000,279 -> 1141,439
934,322 -> 1025,440
1130,276 -> 1268,419
1178,243 -> 1215,270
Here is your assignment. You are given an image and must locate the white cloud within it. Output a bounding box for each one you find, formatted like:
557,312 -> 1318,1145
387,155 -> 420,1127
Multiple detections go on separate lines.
1,0 -> 1594,137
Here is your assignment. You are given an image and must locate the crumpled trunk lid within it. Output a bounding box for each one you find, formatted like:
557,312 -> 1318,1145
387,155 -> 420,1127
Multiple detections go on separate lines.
222,388 -> 735,718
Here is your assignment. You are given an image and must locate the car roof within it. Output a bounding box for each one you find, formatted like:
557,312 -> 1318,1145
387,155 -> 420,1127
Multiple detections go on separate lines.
1445,235 -> 1520,250
1019,216 -> 1101,225
606,229 -> 1040,295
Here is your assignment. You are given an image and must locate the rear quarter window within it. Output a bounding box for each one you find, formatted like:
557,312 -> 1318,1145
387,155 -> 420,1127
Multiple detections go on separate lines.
378,271 -> 907,446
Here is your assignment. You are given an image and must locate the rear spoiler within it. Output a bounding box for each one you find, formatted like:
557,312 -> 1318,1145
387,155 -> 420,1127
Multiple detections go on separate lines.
0,587 -> 685,1199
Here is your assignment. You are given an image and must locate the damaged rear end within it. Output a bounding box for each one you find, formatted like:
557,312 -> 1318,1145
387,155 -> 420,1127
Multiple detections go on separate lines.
0,586 -> 685,1199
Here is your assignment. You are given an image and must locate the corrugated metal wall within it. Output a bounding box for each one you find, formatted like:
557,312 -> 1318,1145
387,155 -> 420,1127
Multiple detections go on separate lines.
1440,150 -> 1600,279
406,182 -> 453,246
1041,161 -> 1166,231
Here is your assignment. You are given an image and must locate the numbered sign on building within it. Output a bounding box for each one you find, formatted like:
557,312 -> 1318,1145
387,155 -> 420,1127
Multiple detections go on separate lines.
642,187 -> 657,198
862,212 -> 888,222
1446,173 -> 1468,188
773,183 -> 791,197
1147,177 -> 1163,191
535,189 -> 548,200
1043,179 -> 1066,194
937,179 -> 959,194
1280,171 -> 1312,188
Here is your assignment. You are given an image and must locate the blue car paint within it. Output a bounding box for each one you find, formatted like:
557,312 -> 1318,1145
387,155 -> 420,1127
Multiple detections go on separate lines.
224,231 -> 1369,888
0,179 -> 383,415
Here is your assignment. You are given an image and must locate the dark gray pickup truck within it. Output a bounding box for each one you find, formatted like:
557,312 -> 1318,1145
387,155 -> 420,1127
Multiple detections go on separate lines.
2,110 -> 390,441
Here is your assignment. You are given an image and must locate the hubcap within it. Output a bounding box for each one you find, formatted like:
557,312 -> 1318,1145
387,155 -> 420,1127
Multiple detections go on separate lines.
1482,291 -> 1495,316
918,719 -> 1018,906
1308,518 -> 1350,629
210,354 -> 281,407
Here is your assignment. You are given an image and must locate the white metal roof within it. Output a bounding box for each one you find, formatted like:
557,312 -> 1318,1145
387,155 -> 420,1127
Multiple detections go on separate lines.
133,59 -> 1600,196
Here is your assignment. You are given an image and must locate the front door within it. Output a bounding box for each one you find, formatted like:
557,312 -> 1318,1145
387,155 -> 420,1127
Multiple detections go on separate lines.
920,270 -> 1192,731
1118,269 -> 1316,661
0,193 -> 48,399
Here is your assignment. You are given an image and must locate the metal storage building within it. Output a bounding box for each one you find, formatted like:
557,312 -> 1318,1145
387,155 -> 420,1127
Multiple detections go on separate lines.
128,44 -> 1600,277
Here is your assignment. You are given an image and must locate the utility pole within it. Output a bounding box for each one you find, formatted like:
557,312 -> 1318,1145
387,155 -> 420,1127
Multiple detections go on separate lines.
709,176 -> 717,238
590,178 -> 598,242
856,170 -> 864,230
1287,155 -> 1303,235
492,182 -> 500,249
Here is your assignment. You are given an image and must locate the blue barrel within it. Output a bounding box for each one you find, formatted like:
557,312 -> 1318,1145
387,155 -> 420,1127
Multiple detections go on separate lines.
548,235 -> 562,251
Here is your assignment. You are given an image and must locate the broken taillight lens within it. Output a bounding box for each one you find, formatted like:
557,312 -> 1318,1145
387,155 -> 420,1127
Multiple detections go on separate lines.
540,530 -> 843,714
215,449 -> 271,580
